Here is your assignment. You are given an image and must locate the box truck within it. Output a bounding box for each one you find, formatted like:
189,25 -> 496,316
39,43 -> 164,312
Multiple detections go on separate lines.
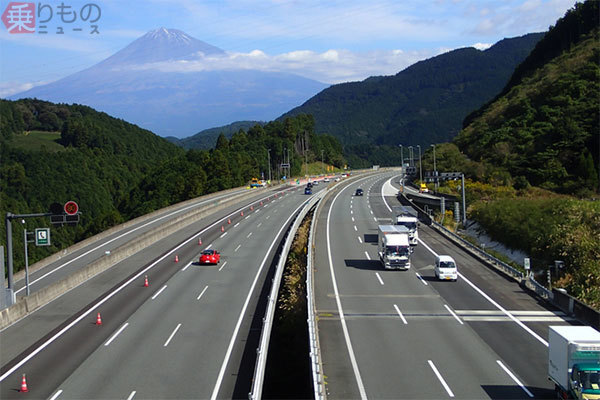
396,215 -> 419,245
548,325 -> 600,399
377,225 -> 412,270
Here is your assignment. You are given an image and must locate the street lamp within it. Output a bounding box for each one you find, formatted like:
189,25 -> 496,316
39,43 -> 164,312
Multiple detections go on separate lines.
408,146 -> 413,167
321,149 -> 324,175
21,220 -> 30,296
399,144 -> 404,168
417,145 -> 422,183
267,149 -> 271,182
430,144 -> 437,191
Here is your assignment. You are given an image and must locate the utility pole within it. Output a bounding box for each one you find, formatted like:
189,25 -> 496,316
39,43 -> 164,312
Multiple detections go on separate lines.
417,145 -> 422,183
321,149 -> 324,175
399,144 -> 403,169
267,149 -> 271,182
431,144 -> 437,191
461,173 -> 467,226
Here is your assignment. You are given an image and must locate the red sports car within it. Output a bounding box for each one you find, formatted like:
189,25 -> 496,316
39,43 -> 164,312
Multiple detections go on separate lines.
199,249 -> 221,264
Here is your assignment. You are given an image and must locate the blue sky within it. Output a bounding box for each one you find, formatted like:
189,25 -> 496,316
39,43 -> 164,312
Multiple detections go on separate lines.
0,0 -> 579,97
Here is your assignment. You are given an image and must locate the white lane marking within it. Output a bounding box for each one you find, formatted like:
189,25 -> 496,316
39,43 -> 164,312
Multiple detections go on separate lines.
127,392 -> 136,400
375,273 -> 384,285
266,215 -> 270,219
370,210 -> 373,215
104,323 -> 129,346
496,360 -> 534,398
164,323 -> 182,347
364,251 -> 371,260
206,243 -> 212,249
234,244 -> 241,252
351,210 -> 353,214
245,215 -> 250,219
357,236 -> 363,244
417,237 -> 549,347
381,176 -> 394,213
428,360 -> 454,397
444,304 -> 464,325
325,176 -> 372,400
218,261 -> 228,272
354,225 -> 358,231
49,390 -> 63,400
197,286 -> 209,300
257,222 -> 262,228
394,304 -> 408,324
182,261 -> 193,271
220,232 -> 228,238
373,217 -> 377,222
151,285 -> 167,300
247,232 -> 253,238
211,200 -> 307,400
13,190 -> 247,294
352,217 -> 355,222
415,273 -> 428,286
234,222 -> 240,228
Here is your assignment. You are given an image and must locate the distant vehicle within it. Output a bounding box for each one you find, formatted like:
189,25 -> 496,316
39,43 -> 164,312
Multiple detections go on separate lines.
548,325 -> 600,400
355,188 -> 364,196
396,215 -> 418,245
341,173 -> 348,178
306,182 -> 313,188
313,180 -> 319,185
304,187 -> 312,195
419,182 -> 429,193
377,225 -> 412,270
200,249 -> 221,264
434,255 -> 457,281
250,178 -> 262,188
324,177 -> 330,183
334,177 -> 340,182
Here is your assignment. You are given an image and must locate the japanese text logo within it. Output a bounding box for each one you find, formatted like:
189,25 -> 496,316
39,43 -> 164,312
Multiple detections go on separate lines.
2,2 -> 101,34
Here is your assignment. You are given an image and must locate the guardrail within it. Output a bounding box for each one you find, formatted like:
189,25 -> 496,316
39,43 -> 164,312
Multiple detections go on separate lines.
249,190 -> 326,400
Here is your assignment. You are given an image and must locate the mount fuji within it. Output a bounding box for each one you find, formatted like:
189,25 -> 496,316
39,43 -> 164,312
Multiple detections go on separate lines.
10,28 -> 328,137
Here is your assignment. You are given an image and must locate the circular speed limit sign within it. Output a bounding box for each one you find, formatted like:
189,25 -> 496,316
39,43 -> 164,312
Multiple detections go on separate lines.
64,201 -> 79,215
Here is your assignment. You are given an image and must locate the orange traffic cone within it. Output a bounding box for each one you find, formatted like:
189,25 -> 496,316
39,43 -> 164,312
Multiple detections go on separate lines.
221,226 -> 225,232
20,374 -> 28,392
96,312 -> 102,325
175,255 -> 179,263
250,205 -> 254,210
228,218 -> 231,224
240,211 -> 244,216
198,238 -> 202,245
144,275 -> 149,287
260,201 -> 263,206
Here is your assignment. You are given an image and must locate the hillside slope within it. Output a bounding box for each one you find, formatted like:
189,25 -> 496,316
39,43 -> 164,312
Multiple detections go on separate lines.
280,33 -> 543,149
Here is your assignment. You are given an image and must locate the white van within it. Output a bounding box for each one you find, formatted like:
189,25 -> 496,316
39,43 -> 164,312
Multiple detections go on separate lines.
435,255 -> 458,281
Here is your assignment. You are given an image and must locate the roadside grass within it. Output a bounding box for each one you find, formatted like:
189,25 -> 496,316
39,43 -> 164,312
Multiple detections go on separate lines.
10,131 -> 64,152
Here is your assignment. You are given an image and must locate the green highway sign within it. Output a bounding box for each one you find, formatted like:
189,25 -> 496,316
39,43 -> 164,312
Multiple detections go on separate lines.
35,228 -> 51,246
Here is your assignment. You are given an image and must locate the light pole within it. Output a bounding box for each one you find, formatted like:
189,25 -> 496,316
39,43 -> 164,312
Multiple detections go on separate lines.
408,146 -> 413,167
321,150 -> 324,175
431,144 -> 437,191
267,149 -> 271,182
399,144 -> 403,168
21,220 -> 30,296
417,145 -> 422,183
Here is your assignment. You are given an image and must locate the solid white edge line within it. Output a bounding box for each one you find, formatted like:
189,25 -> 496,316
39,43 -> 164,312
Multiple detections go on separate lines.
210,199 -> 307,400
415,272 -> 428,286
104,322 -> 129,346
417,238 -> 549,347
218,261 -> 228,272
375,272 -> 384,285
163,323 -> 181,347
428,360 -> 455,397
127,391 -> 136,400
151,285 -> 167,300
393,304 -> 408,324
49,389 -> 63,400
197,285 -> 209,300
380,176 -> 394,213
326,177 -> 371,400
444,304 -> 464,325
496,360 -> 534,398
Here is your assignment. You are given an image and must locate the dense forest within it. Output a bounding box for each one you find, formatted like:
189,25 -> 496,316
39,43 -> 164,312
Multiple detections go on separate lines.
280,32 -> 544,166
0,99 -> 345,271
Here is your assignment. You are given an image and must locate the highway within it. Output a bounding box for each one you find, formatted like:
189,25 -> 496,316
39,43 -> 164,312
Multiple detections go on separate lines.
0,183 -> 318,399
313,171 -> 572,399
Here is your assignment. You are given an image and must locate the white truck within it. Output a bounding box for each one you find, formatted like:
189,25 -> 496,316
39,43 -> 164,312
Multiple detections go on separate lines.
396,214 -> 419,246
377,225 -> 412,270
548,325 -> 600,400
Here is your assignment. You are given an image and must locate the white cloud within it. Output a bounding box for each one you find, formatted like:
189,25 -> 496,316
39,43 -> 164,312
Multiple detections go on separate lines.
119,48 -> 439,84
0,81 -> 47,98
471,42 -> 492,50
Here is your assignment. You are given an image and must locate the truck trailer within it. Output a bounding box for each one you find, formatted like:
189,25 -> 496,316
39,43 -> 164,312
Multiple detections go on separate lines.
548,325 -> 600,400
377,225 -> 412,270
396,215 -> 419,246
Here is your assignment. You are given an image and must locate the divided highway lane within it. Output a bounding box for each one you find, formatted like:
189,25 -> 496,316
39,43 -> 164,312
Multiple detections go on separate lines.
314,172 -> 569,399
0,184 -> 314,399
11,187 -> 255,296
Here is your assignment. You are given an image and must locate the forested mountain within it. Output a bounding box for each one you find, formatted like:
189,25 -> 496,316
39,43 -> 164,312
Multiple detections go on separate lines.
455,0 -> 599,195
0,99 -> 344,271
280,32 -> 544,164
166,120 -> 264,150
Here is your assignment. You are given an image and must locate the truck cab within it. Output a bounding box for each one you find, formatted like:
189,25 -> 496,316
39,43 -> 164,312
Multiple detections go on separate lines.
377,225 -> 412,270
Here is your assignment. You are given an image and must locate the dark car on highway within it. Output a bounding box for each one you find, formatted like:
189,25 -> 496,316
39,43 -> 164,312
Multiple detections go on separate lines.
355,188 -> 364,196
